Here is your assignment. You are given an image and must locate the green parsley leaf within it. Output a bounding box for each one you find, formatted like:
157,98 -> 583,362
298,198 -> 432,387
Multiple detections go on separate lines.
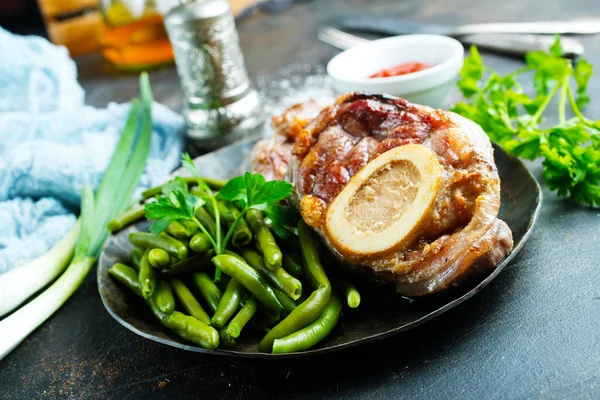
219,172 -> 293,211
148,218 -> 172,235
457,45 -> 483,98
574,59 -> 593,108
181,153 -> 201,180
145,190 -> 205,234
218,176 -> 245,203
218,171 -> 295,243
549,35 -> 563,57
506,129 -> 542,160
162,176 -> 189,196
452,37 -> 600,206
263,204 -> 300,239
252,180 -> 294,208
244,172 -> 266,206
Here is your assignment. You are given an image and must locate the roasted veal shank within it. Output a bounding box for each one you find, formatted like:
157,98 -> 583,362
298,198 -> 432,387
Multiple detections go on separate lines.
252,92 -> 513,296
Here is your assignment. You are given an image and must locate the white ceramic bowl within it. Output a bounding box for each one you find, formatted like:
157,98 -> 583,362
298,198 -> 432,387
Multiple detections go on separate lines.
327,34 -> 464,109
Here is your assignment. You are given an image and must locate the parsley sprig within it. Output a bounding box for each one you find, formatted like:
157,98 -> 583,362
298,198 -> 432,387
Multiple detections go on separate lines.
452,37 -> 600,206
144,153 -> 295,280
218,172 -> 296,239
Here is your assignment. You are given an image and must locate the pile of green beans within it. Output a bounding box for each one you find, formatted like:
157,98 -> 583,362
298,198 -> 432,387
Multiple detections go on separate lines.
107,180 -> 362,354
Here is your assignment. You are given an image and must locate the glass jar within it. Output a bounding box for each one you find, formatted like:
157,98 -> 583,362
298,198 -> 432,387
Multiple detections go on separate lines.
98,0 -> 174,70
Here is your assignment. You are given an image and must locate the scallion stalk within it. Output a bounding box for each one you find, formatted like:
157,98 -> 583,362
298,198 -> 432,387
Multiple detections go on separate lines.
0,73 -> 154,360
0,222 -> 80,317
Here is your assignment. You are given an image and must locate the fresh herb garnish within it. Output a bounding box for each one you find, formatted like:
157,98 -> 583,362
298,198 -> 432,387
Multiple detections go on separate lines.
144,158 -> 295,280
219,172 -> 296,238
452,37 -> 600,206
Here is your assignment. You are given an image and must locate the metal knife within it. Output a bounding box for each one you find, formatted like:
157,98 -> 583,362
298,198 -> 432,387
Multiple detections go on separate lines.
319,25 -> 584,58
333,16 -> 600,37
460,33 -> 584,58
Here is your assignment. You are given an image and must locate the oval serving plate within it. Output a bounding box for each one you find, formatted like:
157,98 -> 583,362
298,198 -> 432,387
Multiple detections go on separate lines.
98,139 -> 541,359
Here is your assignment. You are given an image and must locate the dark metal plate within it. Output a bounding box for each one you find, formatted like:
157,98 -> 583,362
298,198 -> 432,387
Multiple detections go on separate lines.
97,139 -> 541,359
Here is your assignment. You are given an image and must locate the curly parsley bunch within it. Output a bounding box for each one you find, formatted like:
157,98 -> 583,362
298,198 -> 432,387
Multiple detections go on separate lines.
452,37 -> 600,206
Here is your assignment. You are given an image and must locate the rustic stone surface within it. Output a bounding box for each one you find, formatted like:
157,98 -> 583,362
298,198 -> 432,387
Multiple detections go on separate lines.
2,0 -> 600,398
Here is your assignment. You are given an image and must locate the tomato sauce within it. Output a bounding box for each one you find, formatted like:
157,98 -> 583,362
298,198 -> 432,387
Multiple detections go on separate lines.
369,62 -> 432,78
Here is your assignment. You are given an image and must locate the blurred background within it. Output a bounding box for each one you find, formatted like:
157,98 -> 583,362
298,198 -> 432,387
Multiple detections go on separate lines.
0,0 -> 266,70
1,0 -> 46,36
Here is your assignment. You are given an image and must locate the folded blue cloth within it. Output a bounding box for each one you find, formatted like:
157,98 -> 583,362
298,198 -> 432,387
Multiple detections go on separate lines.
0,27 -> 83,113
0,27 -> 185,274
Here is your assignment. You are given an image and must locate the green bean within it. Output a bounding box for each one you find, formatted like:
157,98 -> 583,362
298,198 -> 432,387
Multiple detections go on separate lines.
192,272 -> 222,313
230,220 -> 252,247
142,176 -> 227,200
219,327 -> 236,348
240,248 -> 302,300
189,233 -> 210,253
224,249 -> 245,262
258,221 -> 331,353
282,253 -> 303,279
206,199 -> 234,221
212,254 -> 284,316
108,263 -> 142,296
246,210 -> 282,270
227,297 -> 258,338
174,321 -> 220,349
107,203 -> 145,233
149,296 -> 219,349
225,202 -> 253,247
138,249 -> 157,299
148,248 -> 171,269
212,279 -> 246,328
111,263 -> 219,349
195,207 -> 223,242
160,251 -> 214,275
170,278 -> 211,325
194,208 -> 223,282
130,247 -> 143,270
155,280 -> 175,314
319,248 -> 361,309
129,232 -> 188,260
197,177 -> 227,190
258,287 -> 330,352
272,294 -> 342,354
166,221 -> 194,239
273,289 -> 297,314
344,280 -> 361,309
180,220 -> 199,234
207,200 -> 252,247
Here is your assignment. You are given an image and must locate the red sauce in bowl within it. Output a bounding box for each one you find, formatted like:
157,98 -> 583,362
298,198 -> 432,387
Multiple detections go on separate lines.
369,62 -> 432,78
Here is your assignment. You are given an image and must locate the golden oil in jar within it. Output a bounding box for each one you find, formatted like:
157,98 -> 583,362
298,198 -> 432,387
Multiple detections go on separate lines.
99,0 -> 174,70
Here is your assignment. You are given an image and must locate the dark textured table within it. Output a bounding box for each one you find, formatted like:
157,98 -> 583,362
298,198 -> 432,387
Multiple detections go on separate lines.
2,0 -> 600,398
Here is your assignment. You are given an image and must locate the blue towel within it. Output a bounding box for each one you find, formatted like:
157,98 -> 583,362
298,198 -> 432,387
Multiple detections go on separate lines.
0,27 -> 186,274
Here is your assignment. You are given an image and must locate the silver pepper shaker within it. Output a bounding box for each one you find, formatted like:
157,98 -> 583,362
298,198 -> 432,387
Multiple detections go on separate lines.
164,0 -> 264,149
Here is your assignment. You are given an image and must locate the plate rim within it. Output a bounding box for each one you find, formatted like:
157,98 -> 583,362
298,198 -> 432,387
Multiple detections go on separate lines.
97,141 -> 543,360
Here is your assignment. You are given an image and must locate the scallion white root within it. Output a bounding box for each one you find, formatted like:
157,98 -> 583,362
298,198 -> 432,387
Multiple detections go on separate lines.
0,256 -> 94,359
0,222 -> 79,317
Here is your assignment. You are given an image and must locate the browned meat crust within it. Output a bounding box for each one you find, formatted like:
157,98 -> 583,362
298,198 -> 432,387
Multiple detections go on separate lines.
252,92 -> 513,296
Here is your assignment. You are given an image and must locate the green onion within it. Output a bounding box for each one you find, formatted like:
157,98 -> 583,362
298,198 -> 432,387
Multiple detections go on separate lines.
0,222 -> 79,317
0,73 -> 154,360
